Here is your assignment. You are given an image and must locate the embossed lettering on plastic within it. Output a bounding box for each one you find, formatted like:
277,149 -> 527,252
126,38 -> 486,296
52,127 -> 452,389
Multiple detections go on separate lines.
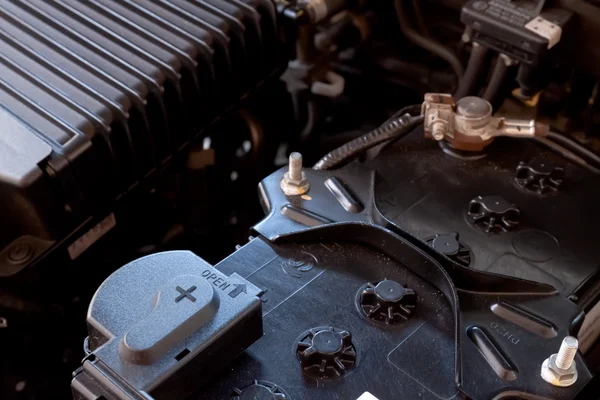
490,321 -> 520,345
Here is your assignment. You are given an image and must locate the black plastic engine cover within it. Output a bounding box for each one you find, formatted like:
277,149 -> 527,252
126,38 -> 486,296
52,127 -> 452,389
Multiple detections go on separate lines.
0,0 -> 280,276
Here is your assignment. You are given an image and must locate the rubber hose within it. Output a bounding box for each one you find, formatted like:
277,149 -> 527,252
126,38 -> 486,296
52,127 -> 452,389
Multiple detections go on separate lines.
455,43 -> 490,99
546,131 -> 600,168
483,55 -> 512,110
394,0 -> 464,83
313,114 -> 424,170
533,137 -> 600,175
411,0 -> 431,37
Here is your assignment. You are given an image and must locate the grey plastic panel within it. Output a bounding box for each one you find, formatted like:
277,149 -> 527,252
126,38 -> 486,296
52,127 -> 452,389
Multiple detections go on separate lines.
76,250 -> 263,398
120,274 -> 220,365
0,106 -> 51,186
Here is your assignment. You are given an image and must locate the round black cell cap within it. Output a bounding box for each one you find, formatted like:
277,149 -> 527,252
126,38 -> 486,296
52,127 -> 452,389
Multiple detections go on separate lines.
426,233 -> 472,267
431,234 -> 460,255
468,195 -> 520,233
374,280 -> 406,302
357,280 -> 417,325
295,327 -> 357,379
312,330 -> 344,355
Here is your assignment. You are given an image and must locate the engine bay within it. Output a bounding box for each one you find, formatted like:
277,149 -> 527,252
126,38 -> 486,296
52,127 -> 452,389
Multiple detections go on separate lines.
2,1 -> 600,399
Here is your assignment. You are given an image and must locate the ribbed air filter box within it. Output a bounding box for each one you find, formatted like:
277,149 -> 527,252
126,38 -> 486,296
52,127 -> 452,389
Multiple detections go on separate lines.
0,0 -> 280,276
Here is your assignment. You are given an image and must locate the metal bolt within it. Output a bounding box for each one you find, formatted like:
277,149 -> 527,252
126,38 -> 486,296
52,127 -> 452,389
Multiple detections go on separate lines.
289,152 -> 303,181
280,152 -> 310,196
556,336 -> 578,370
541,336 -> 579,387
431,122 -> 446,141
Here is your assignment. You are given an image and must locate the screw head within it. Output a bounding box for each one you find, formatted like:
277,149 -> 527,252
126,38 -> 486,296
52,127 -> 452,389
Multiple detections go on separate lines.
541,354 -> 578,387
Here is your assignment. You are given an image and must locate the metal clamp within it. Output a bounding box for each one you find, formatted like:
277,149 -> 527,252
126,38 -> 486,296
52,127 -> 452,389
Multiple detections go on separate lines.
422,93 -> 548,151
422,93 -> 455,141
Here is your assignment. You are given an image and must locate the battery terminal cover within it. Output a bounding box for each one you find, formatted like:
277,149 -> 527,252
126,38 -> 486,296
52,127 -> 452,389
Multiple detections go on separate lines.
72,250 -> 264,399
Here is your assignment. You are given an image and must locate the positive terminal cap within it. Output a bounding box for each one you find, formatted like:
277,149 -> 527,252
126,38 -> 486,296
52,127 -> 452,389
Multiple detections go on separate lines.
119,274 -> 219,365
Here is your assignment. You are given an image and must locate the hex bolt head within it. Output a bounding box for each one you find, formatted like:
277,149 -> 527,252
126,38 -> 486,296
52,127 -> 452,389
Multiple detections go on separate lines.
280,152 -> 310,196
541,336 -> 579,387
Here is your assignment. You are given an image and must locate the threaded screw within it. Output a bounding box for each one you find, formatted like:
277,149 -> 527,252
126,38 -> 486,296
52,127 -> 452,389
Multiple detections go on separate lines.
289,152 -> 303,180
556,336 -> 578,370
281,152 -> 310,195
431,122 -> 446,141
